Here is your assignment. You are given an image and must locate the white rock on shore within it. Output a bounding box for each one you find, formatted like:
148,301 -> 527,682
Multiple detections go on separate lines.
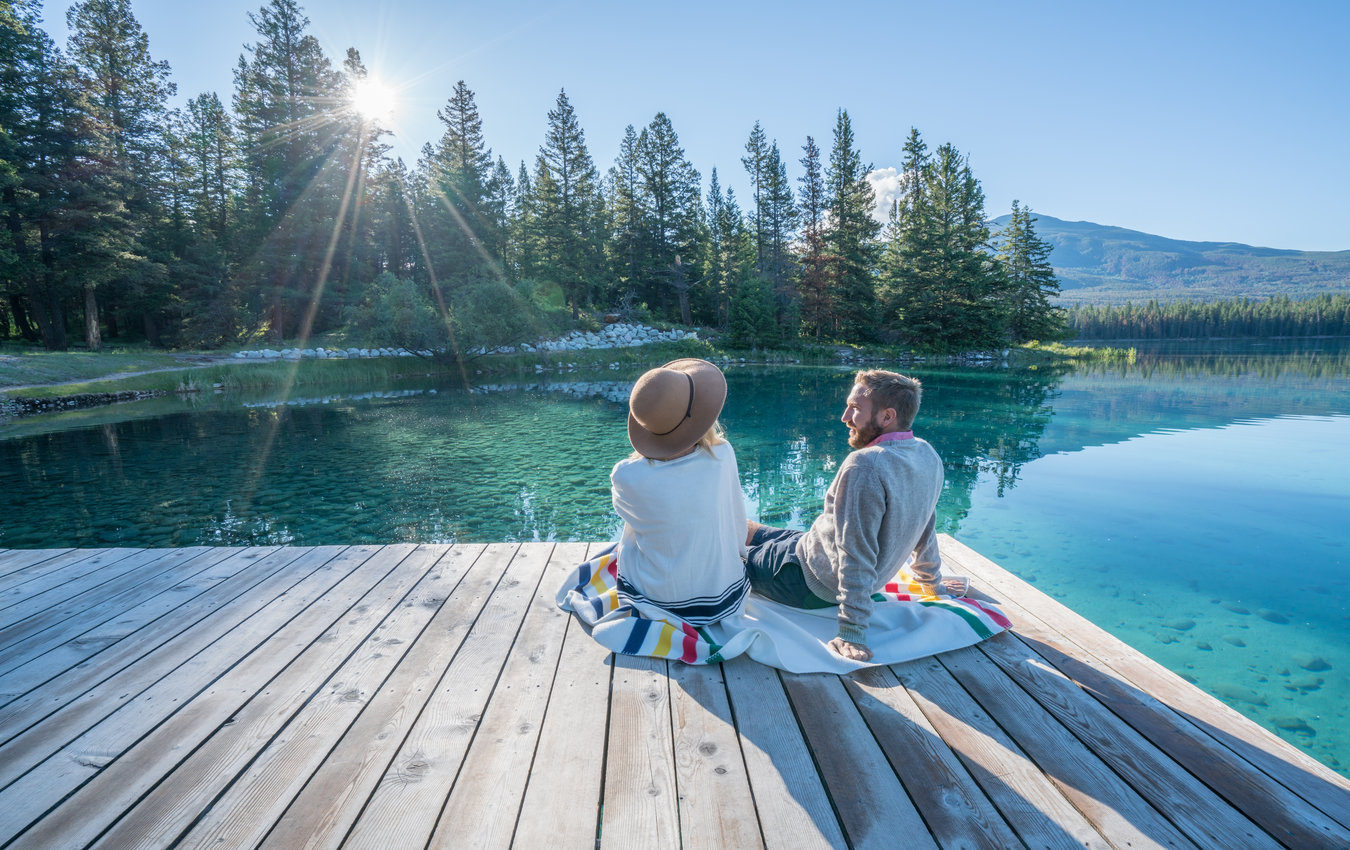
230,323 -> 698,361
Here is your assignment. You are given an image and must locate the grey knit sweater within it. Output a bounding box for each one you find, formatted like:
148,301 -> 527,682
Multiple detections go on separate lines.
795,437 -> 944,645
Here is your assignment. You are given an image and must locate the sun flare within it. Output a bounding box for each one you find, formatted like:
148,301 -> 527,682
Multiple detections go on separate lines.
350,78 -> 396,122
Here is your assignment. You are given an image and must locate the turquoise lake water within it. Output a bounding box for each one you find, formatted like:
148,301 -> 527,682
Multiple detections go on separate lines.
3,339 -> 1349,772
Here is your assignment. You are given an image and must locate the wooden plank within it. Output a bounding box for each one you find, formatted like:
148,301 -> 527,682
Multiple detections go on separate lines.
890,654 -> 1111,850
248,543 -> 505,850
0,544 -> 372,844
942,534 -> 1350,829
338,543 -> 551,850
87,544 -> 453,850
941,539 -> 1350,846
511,562 -> 615,849
426,542 -> 590,850
973,634 -> 1283,848
780,671 -> 936,850
0,548 -> 77,583
0,548 -> 137,620
722,656 -> 845,850
938,644 -> 1199,849
843,665 -> 1025,850
601,654 -> 680,848
669,660 -> 764,849
0,546 -> 232,675
0,546 -> 287,728
0,547 -> 179,631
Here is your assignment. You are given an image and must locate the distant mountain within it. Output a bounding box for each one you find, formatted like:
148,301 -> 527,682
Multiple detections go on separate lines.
988,214 -> 1350,305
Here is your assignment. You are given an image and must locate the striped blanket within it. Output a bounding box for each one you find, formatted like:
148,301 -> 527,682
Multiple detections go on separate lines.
557,544 -> 1012,673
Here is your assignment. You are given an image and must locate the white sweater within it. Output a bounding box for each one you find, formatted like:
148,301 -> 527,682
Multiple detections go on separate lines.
610,441 -> 750,625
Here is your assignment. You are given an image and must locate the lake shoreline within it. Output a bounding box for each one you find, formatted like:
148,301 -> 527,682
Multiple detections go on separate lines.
2,334 -> 1082,420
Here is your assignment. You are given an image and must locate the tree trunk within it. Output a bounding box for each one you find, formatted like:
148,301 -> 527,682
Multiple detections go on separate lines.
83,284 -> 102,351
8,296 -> 39,341
34,218 -> 67,350
143,312 -> 161,346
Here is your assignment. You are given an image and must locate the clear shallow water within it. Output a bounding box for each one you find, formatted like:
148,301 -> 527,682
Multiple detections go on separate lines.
3,341 -> 1349,772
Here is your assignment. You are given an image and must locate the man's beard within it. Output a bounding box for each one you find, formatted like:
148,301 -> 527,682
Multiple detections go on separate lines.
847,415 -> 884,449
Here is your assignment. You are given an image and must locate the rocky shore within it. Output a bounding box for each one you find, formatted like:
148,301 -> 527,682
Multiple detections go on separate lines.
2,388 -> 165,417
228,322 -> 700,361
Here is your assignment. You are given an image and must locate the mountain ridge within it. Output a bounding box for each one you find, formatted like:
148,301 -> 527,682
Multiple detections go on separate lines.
989,214 -> 1350,305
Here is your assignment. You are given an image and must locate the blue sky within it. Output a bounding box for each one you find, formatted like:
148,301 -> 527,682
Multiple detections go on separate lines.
43,0 -> 1350,251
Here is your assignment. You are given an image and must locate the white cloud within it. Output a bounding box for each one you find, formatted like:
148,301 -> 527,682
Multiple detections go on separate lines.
866,167 -> 902,224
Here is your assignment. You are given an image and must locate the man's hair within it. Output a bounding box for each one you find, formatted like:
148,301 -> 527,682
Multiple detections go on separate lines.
854,370 -> 922,430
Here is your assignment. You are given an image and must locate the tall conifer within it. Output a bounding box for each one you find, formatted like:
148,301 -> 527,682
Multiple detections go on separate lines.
824,109 -> 879,340
994,201 -> 1064,341
532,89 -> 601,317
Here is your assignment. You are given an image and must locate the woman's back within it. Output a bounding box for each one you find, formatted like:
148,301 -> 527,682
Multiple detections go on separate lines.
611,440 -> 748,624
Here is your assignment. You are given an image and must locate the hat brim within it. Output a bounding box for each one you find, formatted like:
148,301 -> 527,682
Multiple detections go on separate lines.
627,358 -> 728,459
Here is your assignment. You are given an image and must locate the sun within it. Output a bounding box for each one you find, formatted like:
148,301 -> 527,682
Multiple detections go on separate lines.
350,78 -> 396,123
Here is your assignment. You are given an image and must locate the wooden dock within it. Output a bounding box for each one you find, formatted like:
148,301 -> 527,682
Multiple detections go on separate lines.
0,536 -> 1347,849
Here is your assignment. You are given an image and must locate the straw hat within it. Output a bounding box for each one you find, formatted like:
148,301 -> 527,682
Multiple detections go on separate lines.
627,358 -> 727,459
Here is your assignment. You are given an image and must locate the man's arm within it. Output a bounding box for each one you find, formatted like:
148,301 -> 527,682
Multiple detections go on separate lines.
909,511 -> 943,596
828,462 -> 884,654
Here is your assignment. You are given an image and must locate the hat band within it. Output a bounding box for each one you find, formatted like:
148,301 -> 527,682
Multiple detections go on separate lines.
647,373 -> 694,436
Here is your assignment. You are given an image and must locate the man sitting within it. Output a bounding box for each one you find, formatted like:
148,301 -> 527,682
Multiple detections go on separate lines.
745,370 -> 945,662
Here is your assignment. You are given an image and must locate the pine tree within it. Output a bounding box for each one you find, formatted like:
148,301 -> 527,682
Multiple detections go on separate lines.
994,200 -> 1065,342
66,0 -> 176,348
887,140 -> 1003,349
425,80 -> 494,289
604,125 -> 646,314
824,109 -> 879,340
728,274 -> 776,348
797,135 -> 832,340
532,89 -> 601,318
1,2 -> 91,349
483,156 -> 515,274
635,113 -> 701,323
232,0 -> 344,341
511,159 -> 537,283
741,121 -> 769,274
702,168 -> 753,328
183,92 -> 236,241
762,141 -> 797,335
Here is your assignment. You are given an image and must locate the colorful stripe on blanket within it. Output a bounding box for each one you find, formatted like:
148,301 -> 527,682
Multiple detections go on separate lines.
558,544 -> 1011,666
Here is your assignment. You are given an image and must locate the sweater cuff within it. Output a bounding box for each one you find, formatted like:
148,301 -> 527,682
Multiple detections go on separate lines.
836,623 -> 867,646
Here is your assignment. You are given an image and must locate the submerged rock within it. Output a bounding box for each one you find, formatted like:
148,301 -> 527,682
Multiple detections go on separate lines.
1284,675 -> 1324,693
1293,654 -> 1332,672
1256,608 -> 1290,624
1271,716 -> 1316,736
1211,682 -> 1267,706
1162,618 -> 1196,631
1221,634 -> 1247,647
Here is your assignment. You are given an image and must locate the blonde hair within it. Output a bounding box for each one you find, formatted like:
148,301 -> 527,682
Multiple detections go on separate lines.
632,420 -> 727,461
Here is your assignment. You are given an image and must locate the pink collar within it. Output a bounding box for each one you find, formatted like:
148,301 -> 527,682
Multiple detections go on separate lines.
867,430 -> 914,447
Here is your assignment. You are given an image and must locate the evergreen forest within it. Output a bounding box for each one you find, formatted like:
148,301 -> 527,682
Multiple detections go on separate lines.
4,0 -> 1070,355
1066,295 -> 1350,341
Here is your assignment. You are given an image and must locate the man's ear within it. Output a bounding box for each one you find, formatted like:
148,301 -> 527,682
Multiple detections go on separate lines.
880,407 -> 897,427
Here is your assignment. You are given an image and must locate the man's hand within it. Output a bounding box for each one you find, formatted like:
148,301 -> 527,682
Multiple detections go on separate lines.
828,637 -> 873,662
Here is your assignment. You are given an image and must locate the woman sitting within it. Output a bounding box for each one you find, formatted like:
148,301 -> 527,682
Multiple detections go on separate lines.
610,358 -> 749,626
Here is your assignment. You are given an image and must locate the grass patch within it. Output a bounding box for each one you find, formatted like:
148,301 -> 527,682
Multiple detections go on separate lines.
0,348 -> 187,388
3,357 -> 451,400
1018,341 -> 1138,364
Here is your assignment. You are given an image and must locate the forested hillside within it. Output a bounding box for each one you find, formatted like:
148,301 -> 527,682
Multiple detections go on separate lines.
989,214 -> 1350,305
